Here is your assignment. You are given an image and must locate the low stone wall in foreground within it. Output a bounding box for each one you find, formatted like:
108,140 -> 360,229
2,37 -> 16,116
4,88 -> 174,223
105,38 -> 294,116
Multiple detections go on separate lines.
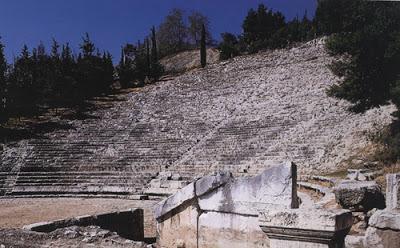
23,208 -> 144,241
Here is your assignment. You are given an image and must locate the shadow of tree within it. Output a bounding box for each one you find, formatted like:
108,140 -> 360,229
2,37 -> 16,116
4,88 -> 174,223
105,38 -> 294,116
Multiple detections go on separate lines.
0,122 -> 75,144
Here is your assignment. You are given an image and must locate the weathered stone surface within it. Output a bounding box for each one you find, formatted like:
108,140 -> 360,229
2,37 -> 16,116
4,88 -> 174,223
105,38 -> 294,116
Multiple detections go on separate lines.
157,205 -> 198,248
334,180 -> 385,211
345,235 -> 365,248
198,211 -> 268,248
369,210 -> 400,231
156,162 -> 297,248
259,208 -> 352,248
386,174 -> 400,210
154,182 -> 195,220
259,208 -> 352,232
198,161 -> 297,215
347,169 -> 379,181
364,227 -> 400,248
195,171 -> 232,197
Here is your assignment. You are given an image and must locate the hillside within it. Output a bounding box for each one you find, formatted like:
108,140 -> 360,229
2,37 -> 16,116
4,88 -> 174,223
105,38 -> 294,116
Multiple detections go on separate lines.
160,48 -> 219,73
0,38 -> 394,196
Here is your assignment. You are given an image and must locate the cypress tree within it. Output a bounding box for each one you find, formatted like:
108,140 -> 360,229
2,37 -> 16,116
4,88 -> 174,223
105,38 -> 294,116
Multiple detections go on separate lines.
146,38 -> 151,77
149,27 -> 164,81
151,26 -> 158,62
200,24 -> 207,68
0,38 -> 7,122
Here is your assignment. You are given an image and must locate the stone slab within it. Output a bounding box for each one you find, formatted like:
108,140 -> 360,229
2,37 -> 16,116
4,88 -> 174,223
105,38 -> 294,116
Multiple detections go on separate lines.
334,180 -> 384,211
386,174 -> 400,210
198,211 -> 269,248
364,227 -> 400,248
195,171 -> 232,197
198,161 -> 297,215
259,208 -> 353,232
369,210 -> 400,231
154,182 -> 195,220
157,205 -> 198,248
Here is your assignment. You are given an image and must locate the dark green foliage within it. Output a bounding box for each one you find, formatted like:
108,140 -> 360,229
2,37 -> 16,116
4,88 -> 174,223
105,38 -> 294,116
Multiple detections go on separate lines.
219,4 -> 315,57
117,26 -> 164,88
325,1 -> 400,113
218,33 -> 240,60
117,44 -> 136,88
0,38 -> 7,122
76,33 -> 113,98
322,0 -> 400,162
200,24 -> 206,68
1,34 -> 114,121
149,27 -> 164,81
242,4 -> 286,52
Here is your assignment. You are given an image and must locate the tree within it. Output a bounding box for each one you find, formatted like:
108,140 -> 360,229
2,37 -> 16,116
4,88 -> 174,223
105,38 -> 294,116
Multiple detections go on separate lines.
117,44 -> 135,88
242,4 -> 286,52
218,33 -> 240,60
151,26 -> 158,62
157,8 -> 188,56
149,27 -> 164,81
188,11 -> 212,46
324,1 -> 400,161
200,24 -> 207,68
0,38 -> 7,122
80,33 -> 95,58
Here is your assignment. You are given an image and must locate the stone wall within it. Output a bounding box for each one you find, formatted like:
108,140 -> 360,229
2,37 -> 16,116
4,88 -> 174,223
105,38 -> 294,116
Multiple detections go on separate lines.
154,162 -> 297,248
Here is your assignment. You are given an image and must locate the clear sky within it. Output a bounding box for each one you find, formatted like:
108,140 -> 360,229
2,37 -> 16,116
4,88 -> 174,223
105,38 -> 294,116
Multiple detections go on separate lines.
0,0 -> 317,63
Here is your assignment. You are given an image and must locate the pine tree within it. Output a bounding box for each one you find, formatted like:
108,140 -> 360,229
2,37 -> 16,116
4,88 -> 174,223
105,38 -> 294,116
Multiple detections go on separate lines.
324,1 -> 400,161
218,33 -> 240,60
151,26 -> 158,62
200,24 -> 207,68
81,33 -> 95,58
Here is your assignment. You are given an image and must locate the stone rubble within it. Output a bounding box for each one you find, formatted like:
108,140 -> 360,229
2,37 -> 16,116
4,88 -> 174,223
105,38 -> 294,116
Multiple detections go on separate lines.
334,180 -> 385,211
0,226 -> 148,248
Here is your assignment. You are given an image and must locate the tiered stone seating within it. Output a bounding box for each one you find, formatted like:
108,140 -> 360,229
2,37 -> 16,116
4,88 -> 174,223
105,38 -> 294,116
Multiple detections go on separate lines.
0,38 -> 394,197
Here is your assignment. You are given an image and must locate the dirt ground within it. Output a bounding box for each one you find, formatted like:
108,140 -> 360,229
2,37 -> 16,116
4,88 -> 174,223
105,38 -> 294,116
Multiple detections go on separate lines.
0,198 -> 159,237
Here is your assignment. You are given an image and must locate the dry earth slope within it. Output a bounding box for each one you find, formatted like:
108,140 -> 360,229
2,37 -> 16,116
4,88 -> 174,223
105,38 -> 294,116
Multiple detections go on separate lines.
0,38 -> 394,196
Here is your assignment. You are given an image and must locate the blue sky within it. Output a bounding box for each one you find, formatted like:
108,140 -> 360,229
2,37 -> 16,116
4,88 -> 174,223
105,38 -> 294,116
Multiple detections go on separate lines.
0,0 -> 317,63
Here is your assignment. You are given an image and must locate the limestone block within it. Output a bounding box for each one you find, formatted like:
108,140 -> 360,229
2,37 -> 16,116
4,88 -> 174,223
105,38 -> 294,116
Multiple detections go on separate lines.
198,161 -> 297,215
369,210 -> 400,231
334,180 -> 385,211
259,208 -> 352,248
149,178 -> 161,188
195,170 -> 232,196
345,235 -> 365,248
386,174 -> 400,210
198,211 -> 269,248
363,227 -> 400,248
171,173 -> 182,181
154,182 -> 195,220
259,208 -> 352,232
347,169 -> 373,181
157,205 -> 198,248
168,180 -> 189,189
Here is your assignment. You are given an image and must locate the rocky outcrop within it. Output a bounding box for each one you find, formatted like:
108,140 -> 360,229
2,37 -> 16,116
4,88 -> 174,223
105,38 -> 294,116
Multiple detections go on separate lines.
334,180 -> 385,211
344,174 -> 400,248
